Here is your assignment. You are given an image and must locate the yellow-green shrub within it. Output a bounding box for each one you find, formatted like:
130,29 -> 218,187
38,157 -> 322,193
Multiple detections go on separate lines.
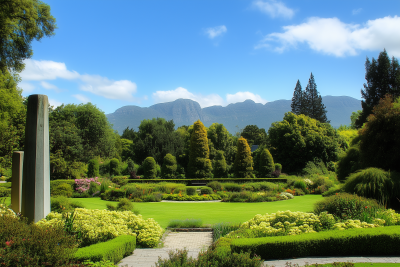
37,208 -> 163,247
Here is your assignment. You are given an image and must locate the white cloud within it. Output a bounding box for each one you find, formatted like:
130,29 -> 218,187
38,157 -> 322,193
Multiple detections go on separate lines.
40,81 -> 61,92
226,92 -> 267,105
20,59 -> 138,101
152,87 -> 267,108
49,98 -> 63,108
204,25 -> 227,39
72,94 -> 91,103
20,60 -> 79,80
252,0 -> 294,19
255,16 -> 400,57
19,82 -> 35,93
352,8 -> 362,15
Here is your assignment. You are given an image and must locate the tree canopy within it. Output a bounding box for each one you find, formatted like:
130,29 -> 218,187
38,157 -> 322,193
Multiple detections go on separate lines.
0,0 -> 56,72
291,80 -> 304,115
303,73 -> 329,123
240,125 -> 267,147
187,120 -> 212,178
234,137 -> 253,178
356,49 -> 400,128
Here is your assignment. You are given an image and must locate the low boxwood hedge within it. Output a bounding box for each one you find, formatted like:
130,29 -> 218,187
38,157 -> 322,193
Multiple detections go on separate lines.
74,235 -> 136,263
231,226 -> 400,260
126,178 -> 287,185
50,180 -> 75,189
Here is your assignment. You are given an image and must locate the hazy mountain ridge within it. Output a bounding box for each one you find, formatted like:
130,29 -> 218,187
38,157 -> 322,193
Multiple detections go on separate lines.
106,96 -> 361,134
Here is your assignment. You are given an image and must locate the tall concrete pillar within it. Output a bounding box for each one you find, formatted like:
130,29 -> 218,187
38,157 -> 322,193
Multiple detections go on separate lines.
11,151 -> 24,213
21,95 -> 50,223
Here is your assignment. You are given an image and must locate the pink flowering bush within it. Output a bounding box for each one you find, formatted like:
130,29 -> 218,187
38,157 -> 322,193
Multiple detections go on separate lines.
74,177 -> 101,193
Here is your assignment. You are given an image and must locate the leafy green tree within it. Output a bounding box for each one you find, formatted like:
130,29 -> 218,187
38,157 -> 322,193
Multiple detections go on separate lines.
161,153 -> 177,179
109,158 -> 119,176
0,70 -> 26,167
187,120 -> 212,178
240,125 -> 268,147
350,110 -> 362,129
0,0 -> 56,72
291,80 -> 304,115
213,150 -> 227,178
143,157 -> 157,179
133,118 -> 184,164
120,138 -> 134,162
303,73 -> 329,123
268,112 -> 346,173
258,148 -> 275,178
121,127 -> 137,141
234,137 -> 253,178
207,123 -> 236,165
358,95 -> 400,172
87,159 -> 99,178
356,49 -> 400,128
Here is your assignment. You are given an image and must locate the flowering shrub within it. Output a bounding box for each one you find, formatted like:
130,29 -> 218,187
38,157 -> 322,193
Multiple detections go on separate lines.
279,192 -> 294,199
37,208 -> 163,248
303,178 -> 313,186
75,177 -> 101,193
332,219 -> 383,230
0,203 -> 17,218
162,193 -> 221,201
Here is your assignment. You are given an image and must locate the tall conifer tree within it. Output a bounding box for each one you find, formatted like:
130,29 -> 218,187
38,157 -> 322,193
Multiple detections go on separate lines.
187,120 -> 212,178
233,137 -> 253,178
304,73 -> 329,123
356,49 -> 400,128
291,80 -> 303,115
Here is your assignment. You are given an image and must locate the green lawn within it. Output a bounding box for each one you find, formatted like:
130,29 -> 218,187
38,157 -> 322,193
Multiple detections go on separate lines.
76,195 -> 323,228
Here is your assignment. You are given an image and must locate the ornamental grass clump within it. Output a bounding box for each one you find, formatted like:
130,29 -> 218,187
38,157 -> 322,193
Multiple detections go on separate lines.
37,208 -> 164,248
167,218 -> 203,228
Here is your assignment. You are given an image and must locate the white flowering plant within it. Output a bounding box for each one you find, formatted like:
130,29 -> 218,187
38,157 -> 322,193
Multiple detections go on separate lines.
37,208 -> 163,248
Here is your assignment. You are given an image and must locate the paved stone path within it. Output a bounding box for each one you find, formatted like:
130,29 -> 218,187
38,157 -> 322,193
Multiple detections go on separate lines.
118,231 -> 213,267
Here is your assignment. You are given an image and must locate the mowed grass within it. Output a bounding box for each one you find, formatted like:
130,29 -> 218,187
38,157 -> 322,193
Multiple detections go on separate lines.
77,195 -> 323,228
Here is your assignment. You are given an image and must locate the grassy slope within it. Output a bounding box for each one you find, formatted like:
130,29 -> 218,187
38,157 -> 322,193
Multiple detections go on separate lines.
77,195 -> 322,228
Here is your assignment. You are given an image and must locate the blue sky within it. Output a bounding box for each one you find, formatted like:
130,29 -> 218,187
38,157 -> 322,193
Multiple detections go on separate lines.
19,0 -> 400,114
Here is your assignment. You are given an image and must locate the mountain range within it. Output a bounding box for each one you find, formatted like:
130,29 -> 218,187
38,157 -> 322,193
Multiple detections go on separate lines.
106,96 -> 362,134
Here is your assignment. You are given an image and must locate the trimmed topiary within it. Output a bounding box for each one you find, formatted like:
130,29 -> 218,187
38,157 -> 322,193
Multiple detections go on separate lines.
87,159 -> 100,178
109,158 -> 120,176
187,120 -> 213,178
161,153 -> 177,179
258,148 -> 275,178
213,150 -> 227,178
143,157 -> 157,179
234,137 -> 254,178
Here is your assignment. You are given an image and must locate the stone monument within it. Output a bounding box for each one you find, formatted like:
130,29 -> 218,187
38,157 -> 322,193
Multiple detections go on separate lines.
21,94 -> 50,223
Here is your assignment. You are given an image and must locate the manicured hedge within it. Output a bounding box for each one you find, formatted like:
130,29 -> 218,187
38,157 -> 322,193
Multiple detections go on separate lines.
231,226 -> 400,260
127,178 -> 287,185
50,179 -> 75,189
74,235 -> 136,263
0,182 -> 11,188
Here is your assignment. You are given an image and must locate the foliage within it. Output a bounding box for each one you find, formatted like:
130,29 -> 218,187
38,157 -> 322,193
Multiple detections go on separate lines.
0,0 -> 56,72
51,182 -> 73,197
230,226 -> 400,260
50,196 -> 84,213
303,73 -> 329,123
207,181 -> 223,191
74,235 -> 136,264
313,193 -> 384,221
133,118 -> 184,164
240,125 -> 268,147
207,123 -> 237,165
356,49 -> 400,128
293,180 -> 307,191
38,208 -> 164,248
87,159 -> 100,178
344,168 -> 400,207
0,70 -> 26,168
161,153 -> 177,179
75,177 -> 101,194
302,159 -> 329,176
106,198 -> 139,214
258,148 -> 275,178
109,158 -> 119,176
186,187 -> 197,195
0,215 -> 78,266
0,187 -> 10,197
268,112 -> 347,173
337,127 -> 358,147
200,187 -> 213,194
336,145 -> 362,181
213,150 -> 228,178
225,191 -> 278,203
143,157 -> 157,179
358,95 -> 400,172
233,137 -> 254,178
187,120 -> 213,178
212,222 -> 242,242
163,194 -> 221,201
167,218 -> 203,228
111,176 -> 128,186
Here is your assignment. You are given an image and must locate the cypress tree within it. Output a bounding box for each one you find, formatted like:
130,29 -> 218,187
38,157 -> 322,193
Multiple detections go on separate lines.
187,120 -> 213,178
87,159 -> 99,178
161,153 -> 177,179
234,137 -> 253,178
143,157 -> 157,179
213,150 -> 227,178
356,49 -> 400,128
258,148 -> 275,178
304,73 -> 329,123
291,80 -> 304,115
